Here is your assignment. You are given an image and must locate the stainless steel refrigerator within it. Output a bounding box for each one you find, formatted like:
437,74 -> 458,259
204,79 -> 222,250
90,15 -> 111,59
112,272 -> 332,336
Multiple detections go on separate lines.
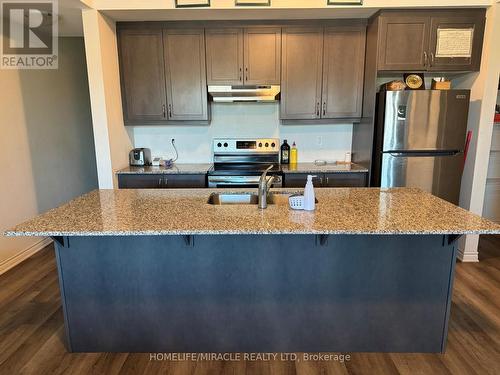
372,89 -> 470,204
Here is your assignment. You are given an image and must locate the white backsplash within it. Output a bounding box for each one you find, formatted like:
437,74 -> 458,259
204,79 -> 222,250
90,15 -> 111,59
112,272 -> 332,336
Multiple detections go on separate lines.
129,103 -> 353,163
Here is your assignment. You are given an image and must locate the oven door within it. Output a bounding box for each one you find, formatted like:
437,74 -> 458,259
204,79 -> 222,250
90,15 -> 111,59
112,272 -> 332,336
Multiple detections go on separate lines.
208,175 -> 282,188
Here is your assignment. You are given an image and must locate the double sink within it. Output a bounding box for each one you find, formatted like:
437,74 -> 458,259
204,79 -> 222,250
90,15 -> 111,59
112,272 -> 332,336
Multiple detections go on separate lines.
208,192 -> 293,206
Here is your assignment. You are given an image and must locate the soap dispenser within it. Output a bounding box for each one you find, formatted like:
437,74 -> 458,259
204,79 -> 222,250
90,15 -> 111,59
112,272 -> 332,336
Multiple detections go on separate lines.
303,175 -> 316,211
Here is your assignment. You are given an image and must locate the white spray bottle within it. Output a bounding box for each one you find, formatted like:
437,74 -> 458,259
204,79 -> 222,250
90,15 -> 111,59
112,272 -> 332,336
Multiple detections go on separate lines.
303,175 -> 316,211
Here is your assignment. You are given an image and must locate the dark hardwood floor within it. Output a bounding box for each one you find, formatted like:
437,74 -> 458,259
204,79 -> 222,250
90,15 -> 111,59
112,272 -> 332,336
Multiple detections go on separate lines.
1,236 -> 499,375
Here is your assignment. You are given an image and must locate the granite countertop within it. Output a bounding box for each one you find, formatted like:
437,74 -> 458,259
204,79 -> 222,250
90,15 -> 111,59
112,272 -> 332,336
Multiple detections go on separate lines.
117,163 -> 368,175
280,162 -> 368,174
6,188 -> 500,236
117,164 -> 212,175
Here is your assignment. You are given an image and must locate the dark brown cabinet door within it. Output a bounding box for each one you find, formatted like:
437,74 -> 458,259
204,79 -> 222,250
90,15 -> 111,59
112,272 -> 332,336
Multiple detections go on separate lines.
163,29 -> 209,121
428,14 -> 485,72
323,173 -> 368,187
281,28 -> 324,120
118,29 -> 167,123
243,28 -> 281,85
322,26 -> 366,119
378,15 -> 430,71
205,28 -> 244,85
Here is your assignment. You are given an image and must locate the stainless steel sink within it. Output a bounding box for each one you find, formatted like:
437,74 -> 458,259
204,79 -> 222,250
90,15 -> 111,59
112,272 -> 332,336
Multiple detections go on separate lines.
207,193 -> 259,205
207,192 -> 314,206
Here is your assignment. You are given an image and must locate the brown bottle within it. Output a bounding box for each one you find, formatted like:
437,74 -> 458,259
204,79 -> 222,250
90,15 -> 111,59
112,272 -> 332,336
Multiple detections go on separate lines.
281,140 -> 290,164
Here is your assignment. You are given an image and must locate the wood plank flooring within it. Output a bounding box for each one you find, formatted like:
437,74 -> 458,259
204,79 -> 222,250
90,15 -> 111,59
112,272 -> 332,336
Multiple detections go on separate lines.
0,236 -> 499,375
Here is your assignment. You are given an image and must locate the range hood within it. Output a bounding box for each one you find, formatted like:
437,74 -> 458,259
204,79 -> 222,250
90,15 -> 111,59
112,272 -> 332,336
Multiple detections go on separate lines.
208,85 -> 280,103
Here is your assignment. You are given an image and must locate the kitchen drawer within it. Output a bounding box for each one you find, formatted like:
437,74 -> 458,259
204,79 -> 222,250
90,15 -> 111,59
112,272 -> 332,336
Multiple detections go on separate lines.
283,172 -> 368,188
118,174 -> 206,189
283,173 -> 323,188
323,172 -> 368,187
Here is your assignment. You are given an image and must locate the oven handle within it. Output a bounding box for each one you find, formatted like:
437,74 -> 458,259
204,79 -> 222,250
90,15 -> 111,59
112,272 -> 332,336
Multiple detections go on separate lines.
208,177 -> 261,183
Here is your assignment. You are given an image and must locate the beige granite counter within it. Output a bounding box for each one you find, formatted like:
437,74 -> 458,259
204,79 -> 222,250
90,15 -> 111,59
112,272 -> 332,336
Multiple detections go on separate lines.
117,164 -> 212,175
5,188 -> 500,236
281,162 -> 368,174
117,163 -> 368,175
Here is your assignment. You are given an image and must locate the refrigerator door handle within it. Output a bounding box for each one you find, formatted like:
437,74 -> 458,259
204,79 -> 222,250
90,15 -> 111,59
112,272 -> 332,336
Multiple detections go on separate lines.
385,150 -> 461,157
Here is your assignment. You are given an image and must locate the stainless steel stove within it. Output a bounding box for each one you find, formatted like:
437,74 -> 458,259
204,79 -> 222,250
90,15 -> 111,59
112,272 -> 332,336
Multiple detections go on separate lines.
208,138 -> 283,188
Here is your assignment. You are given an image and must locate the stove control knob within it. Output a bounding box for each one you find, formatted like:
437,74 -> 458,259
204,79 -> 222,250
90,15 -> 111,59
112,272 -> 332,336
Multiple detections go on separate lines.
271,142 -> 276,148
217,142 -> 222,148
223,142 -> 228,148
258,142 -> 263,148
265,142 -> 269,147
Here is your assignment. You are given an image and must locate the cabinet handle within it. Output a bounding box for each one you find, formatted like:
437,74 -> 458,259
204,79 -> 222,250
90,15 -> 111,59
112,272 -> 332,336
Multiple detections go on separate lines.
158,178 -> 162,188
323,102 -> 326,116
239,67 -> 243,82
430,52 -> 435,67
162,104 -> 166,118
245,67 -> 248,82
325,176 -> 329,185
423,51 -> 428,67
164,177 -> 168,187
316,102 -> 320,117
168,104 -> 172,118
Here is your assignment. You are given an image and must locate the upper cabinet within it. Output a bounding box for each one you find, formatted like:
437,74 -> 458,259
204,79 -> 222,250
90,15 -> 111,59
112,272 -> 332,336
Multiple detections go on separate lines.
118,29 -> 167,123
281,25 -> 366,120
322,26 -> 366,118
244,28 -> 281,85
118,27 -> 209,124
163,29 -> 209,121
428,14 -> 485,71
205,28 -> 244,85
281,27 -> 324,120
377,10 -> 485,72
378,16 -> 430,71
206,27 -> 281,85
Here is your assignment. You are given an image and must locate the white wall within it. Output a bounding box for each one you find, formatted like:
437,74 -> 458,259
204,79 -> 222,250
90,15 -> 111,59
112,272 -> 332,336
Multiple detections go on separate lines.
0,38 -> 98,273
453,1 -> 500,261
82,9 -> 132,189
130,103 -> 353,163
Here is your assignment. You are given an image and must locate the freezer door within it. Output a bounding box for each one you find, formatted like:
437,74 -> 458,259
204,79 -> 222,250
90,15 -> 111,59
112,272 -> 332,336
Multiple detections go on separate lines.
382,90 -> 470,152
380,151 -> 464,204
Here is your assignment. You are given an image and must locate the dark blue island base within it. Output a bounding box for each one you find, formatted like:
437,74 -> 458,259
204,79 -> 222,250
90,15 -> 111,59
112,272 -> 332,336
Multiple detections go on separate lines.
53,234 -> 458,353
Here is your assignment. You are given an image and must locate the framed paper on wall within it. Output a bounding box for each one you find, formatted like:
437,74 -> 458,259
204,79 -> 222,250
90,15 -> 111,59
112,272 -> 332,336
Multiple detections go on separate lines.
235,0 -> 271,6
327,0 -> 363,5
175,0 -> 211,8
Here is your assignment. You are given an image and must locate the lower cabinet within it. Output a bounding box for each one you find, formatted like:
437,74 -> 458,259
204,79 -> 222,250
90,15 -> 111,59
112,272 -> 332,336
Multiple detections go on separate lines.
283,173 -> 368,188
118,174 -> 207,189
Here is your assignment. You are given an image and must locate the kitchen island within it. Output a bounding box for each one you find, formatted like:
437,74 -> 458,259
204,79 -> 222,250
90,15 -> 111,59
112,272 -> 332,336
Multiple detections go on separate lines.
6,188 -> 500,353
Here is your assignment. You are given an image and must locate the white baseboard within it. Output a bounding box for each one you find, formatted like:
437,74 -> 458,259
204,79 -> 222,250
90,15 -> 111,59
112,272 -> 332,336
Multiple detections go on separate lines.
457,246 -> 479,263
0,238 -> 53,275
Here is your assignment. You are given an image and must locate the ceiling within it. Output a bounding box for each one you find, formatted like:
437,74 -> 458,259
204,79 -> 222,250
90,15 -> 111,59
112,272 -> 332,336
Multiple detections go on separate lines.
58,0 -> 491,37
58,0 -> 380,36
59,0 -> 87,36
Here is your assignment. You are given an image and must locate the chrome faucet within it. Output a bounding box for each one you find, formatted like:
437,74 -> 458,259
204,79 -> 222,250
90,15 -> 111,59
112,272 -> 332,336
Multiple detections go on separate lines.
258,165 -> 276,209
